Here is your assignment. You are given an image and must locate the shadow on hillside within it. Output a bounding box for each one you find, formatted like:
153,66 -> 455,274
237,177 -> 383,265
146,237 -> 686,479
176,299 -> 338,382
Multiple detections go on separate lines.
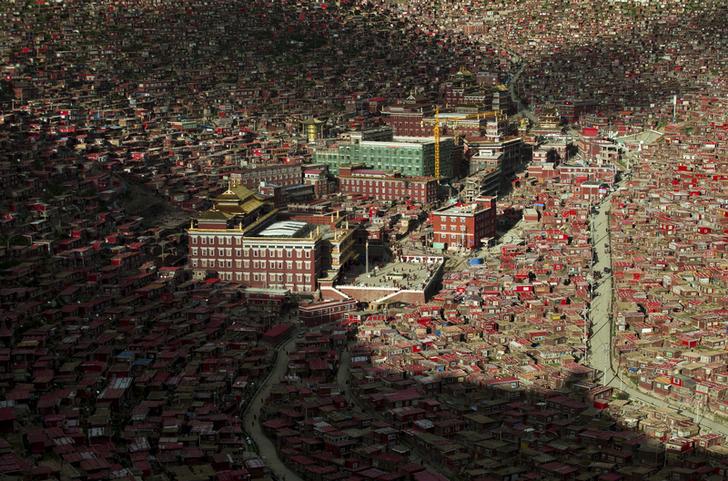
257,328 -> 726,481
4,0 -> 721,119
515,2 -> 726,112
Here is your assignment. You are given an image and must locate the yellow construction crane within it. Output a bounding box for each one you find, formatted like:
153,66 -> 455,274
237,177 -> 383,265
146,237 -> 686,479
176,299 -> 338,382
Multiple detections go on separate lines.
433,106 -> 440,178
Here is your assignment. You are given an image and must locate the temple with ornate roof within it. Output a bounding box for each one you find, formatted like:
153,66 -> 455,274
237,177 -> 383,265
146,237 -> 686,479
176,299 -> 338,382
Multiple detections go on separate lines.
187,184 -> 357,293
193,184 -> 272,231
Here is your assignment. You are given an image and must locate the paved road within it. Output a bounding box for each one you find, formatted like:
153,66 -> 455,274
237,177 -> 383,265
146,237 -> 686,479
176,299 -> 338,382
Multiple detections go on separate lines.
243,335 -> 304,481
337,349 -> 357,406
588,195 -> 616,379
508,60 -> 537,123
588,173 -> 728,437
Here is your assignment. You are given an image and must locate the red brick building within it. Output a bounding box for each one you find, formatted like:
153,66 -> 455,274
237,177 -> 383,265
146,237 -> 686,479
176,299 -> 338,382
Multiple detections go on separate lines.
298,298 -> 358,327
430,197 -> 496,250
338,165 -> 439,204
303,165 -> 334,198
381,98 -> 433,137
574,180 -> 610,204
557,164 -> 617,186
188,185 -> 355,293
227,163 -> 302,190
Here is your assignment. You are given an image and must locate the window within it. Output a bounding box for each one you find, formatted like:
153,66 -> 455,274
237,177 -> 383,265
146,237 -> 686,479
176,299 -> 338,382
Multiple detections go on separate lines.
243,248 -> 250,257
218,248 -> 224,256
305,250 -> 311,258
226,260 -> 232,268
286,249 -> 292,258
244,273 -> 250,281
192,259 -> 198,267
201,247 -> 207,256
235,272 -> 242,281
243,260 -> 250,268
235,248 -> 242,257
286,274 -> 293,282
253,273 -> 259,281
286,261 -> 293,270
252,249 -> 258,257
201,259 -> 208,268
226,248 -> 232,256
201,236 -> 207,244
235,260 -> 242,268
192,247 -> 198,256
296,261 -> 302,270
235,237 -> 242,245
191,236 -> 198,244
304,261 -> 311,270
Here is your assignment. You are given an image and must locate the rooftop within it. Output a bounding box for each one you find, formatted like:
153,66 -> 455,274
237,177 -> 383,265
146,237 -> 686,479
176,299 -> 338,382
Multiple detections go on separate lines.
357,136 -> 453,148
256,221 -> 310,238
340,261 -> 440,291
435,202 -> 486,216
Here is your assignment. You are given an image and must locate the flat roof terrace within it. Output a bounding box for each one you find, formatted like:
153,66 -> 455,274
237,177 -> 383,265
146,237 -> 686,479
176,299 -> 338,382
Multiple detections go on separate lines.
435,203 -> 484,216
340,261 -> 438,290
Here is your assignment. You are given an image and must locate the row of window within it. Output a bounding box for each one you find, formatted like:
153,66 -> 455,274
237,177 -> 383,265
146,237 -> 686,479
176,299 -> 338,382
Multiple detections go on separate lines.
191,246 -> 312,258
190,258 -> 312,271
360,152 -> 419,160
214,271 -> 311,287
445,224 -> 467,232
236,171 -> 299,180
190,241 -> 313,258
254,260 -> 311,270
192,247 -> 238,257
249,247 -> 311,258
345,185 -> 414,195
192,258 -> 233,269
343,178 -> 431,189
191,235 -> 238,245
305,302 -> 354,316
248,272 -> 312,284
435,233 -> 473,240
435,215 -> 470,224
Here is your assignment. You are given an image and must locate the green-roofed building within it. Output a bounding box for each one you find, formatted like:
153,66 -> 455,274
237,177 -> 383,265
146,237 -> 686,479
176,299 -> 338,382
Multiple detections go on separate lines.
313,136 -> 457,178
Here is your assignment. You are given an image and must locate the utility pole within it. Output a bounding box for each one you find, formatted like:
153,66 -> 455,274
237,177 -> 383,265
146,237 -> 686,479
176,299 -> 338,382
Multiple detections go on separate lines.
365,239 -> 369,274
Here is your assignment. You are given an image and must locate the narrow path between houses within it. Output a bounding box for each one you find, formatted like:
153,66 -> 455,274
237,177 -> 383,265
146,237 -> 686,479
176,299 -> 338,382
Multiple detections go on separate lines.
243,335 -> 304,481
587,154 -> 728,437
